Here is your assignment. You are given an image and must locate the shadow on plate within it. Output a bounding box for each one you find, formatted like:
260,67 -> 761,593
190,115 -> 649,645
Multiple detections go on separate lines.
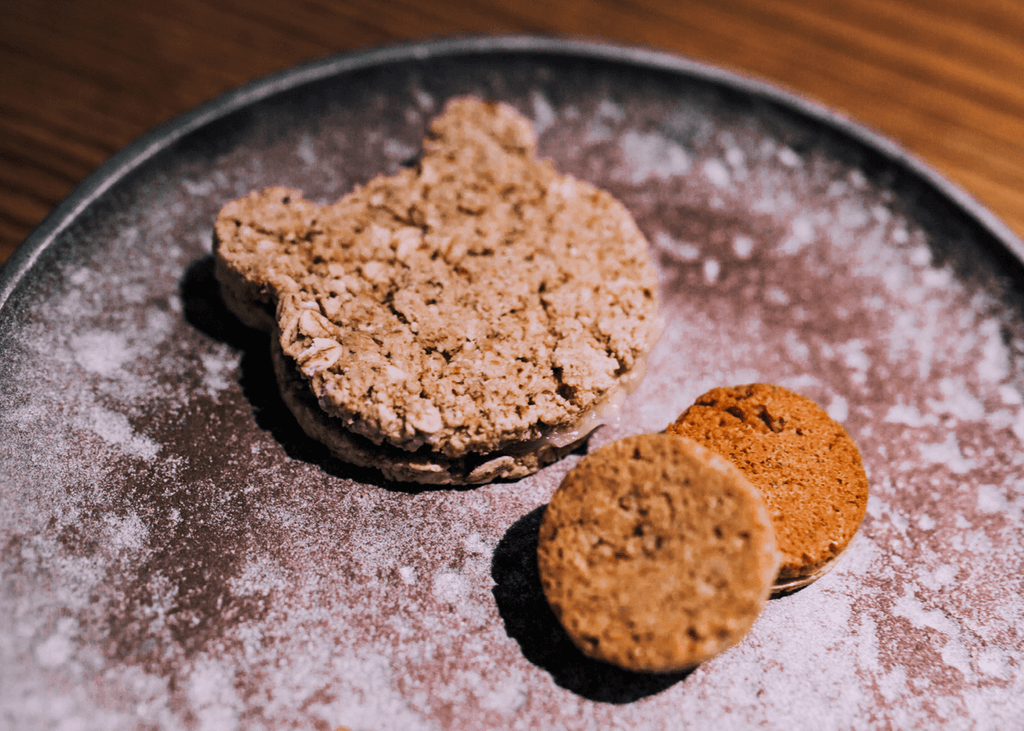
179,255 -> 460,494
491,505 -> 692,704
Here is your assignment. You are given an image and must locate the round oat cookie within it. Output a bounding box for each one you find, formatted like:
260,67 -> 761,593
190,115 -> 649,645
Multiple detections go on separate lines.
666,383 -> 869,593
214,97 -> 661,483
537,433 -> 780,673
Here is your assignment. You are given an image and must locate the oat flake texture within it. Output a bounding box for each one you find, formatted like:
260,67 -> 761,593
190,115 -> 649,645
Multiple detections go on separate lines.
2,42 -> 1024,730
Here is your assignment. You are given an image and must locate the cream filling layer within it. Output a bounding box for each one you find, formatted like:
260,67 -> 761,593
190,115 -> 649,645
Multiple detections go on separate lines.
524,355 -> 650,451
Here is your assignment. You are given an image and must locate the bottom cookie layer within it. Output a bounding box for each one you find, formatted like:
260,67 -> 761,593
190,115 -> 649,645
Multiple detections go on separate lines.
271,339 -> 584,485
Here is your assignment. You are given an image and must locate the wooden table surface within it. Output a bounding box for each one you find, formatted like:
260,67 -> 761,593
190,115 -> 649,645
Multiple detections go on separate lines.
3,0 -> 1023,266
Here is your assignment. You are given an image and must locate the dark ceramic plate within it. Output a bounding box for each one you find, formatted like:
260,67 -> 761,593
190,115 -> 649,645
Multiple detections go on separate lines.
2,36 -> 1023,730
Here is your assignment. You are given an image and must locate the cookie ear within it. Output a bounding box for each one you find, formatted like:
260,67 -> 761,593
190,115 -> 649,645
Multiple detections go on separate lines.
424,98 -> 537,159
213,187 -> 312,331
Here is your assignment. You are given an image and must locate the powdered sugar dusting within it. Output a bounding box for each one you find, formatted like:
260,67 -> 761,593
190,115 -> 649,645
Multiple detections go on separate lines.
86,405 -> 161,461
71,331 -> 134,376
2,53 -> 1023,729
618,130 -> 691,183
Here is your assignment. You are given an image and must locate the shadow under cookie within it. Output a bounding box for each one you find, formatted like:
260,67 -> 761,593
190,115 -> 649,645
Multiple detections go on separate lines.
491,506 -> 692,704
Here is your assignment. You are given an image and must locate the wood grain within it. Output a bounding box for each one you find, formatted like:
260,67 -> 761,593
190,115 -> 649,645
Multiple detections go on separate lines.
3,0 -> 1023,265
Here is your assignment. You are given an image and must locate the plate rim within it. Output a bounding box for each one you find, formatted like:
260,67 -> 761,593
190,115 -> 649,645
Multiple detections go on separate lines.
2,32 -> 1022,312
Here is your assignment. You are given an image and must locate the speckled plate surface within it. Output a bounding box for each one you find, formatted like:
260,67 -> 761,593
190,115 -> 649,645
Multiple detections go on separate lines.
2,36 -> 1024,730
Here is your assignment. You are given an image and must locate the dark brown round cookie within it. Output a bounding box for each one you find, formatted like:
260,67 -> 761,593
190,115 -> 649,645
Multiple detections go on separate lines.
666,383 -> 869,593
537,433 -> 779,673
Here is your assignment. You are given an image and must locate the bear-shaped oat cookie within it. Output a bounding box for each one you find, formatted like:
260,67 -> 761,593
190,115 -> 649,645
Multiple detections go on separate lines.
214,98 -> 661,484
